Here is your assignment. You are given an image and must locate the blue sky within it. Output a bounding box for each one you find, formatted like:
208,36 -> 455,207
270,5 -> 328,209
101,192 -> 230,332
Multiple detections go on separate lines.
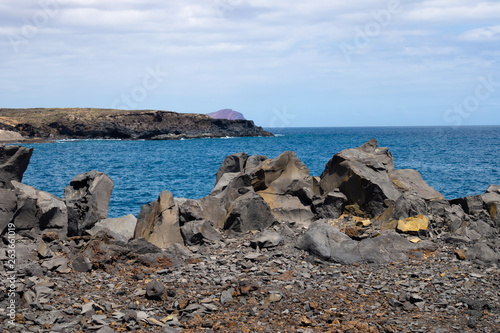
1,0 -> 499,127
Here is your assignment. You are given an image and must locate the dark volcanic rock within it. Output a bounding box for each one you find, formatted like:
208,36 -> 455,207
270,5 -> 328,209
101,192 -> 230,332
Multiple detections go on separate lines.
319,139 -> 446,219
64,171 -> 114,236
180,220 -> 222,245
319,139 -> 401,217
0,108 -> 273,140
134,191 -> 184,248
2,181 -> 68,237
0,144 -> 32,188
224,192 -> 277,233
297,220 -> 438,264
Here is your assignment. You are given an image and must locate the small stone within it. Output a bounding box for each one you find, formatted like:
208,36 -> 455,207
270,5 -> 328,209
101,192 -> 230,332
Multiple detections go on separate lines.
146,280 -> 165,300
221,289 -> 234,305
240,280 -> 259,295
82,302 -> 95,314
454,249 -> 466,260
96,327 -> 116,333
42,232 -> 60,242
72,255 -> 93,272
37,240 -> 53,258
178,299 -> 190,309
300,315 -> 313,326
265,293 -> 282,304
41,257 -> 70,271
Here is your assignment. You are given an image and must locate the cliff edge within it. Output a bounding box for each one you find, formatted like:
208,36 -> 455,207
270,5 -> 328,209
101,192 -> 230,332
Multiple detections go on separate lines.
0,108 -> 273,140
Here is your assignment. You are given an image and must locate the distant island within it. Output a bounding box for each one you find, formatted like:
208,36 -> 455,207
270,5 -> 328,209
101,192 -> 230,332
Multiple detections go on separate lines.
207,109 -> 246,121
0,108 -> 273,141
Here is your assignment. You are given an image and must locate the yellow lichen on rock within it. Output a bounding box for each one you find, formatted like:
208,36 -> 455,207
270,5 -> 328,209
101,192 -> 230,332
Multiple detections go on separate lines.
396,215 -> 429,233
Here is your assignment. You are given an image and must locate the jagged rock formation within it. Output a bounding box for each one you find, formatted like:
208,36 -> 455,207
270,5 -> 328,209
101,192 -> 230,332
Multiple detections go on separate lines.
1,141 -> 500,332
64,171 -> 114,237
0,108 -> 272,140
0,145 -> 32,188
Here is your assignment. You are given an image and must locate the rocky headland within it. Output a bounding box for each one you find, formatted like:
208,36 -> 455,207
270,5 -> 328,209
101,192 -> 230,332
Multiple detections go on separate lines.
0,140 -> 499,332
0,108 -> 272,141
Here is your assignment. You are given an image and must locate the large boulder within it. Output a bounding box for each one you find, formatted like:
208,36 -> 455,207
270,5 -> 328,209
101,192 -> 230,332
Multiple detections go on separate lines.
297,220 -> 438,264
215,152 -> 249,185
87,214 -> 137,242
482,185 -> 500,227
251,151 -> 316,226
6,181 -> 67,237
319,139 -> 400,217
449,195 -> 485,216
134,191 -> 184,248
64,171 -> 114,236
224,191 -> 277,233
180,220 -> 221,245
0,145 -> 33,188
319,139 -> 446,219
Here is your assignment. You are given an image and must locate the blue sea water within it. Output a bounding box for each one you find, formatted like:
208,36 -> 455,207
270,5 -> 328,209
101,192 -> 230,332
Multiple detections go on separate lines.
20,126 -> 500,218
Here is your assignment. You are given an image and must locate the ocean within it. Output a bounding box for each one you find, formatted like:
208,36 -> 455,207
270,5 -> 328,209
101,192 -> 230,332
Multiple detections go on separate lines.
20,126 -> 500,218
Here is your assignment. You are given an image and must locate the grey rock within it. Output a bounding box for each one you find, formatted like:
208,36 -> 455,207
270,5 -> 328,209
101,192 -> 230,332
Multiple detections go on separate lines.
17,262 -> 44,277
319,139 -> 401,217
444,204 -> 467,233
389,169 -> 444,201
34,310 -> 61,325
41,257 -> 70,271
221,289 -> 234,305
10,181 -> 68,237
0,188 -> 16,233
313,189 -> 347,219
393,193 -> 427,220
224,191 -> 276,233
0,144 -> 32,189
297,220 -> 438,264
180,220 -> 222,245
176,198 -> 205,224
161,326 -> 181,333
163,243 -> 191,265
450,195 -> 485,215
319,139 -> 445,219
96,326 -> 116,333
72,255 -> 93,272
250,151 -> 315,226
37,240 -> 53,258
64,170 -> 114,236
134,191 -> 183,248
146,280 -> 165,300
482,184 -> 500,204
486,202 -> 499,227
215,152 -> 249,185
466,243 -> 499,263
88,214 -> 137,241
51,321 -> 81,331
127,238 -> 161,254
251,230 -> 283,249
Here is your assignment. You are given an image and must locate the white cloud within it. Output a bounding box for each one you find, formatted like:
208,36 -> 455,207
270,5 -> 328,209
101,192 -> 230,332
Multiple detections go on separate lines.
460,25 -> 500,42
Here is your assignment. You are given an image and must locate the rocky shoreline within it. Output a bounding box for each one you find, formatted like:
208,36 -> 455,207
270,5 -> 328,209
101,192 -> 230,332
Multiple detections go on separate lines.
0,140 -> 499,332
0,108 -> 273,141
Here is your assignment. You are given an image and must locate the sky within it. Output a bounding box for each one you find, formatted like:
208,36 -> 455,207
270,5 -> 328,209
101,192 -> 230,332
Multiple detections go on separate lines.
1,0 -> 499,127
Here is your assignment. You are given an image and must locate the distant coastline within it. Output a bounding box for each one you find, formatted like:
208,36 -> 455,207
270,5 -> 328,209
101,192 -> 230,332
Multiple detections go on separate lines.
0,108 -> 273,141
